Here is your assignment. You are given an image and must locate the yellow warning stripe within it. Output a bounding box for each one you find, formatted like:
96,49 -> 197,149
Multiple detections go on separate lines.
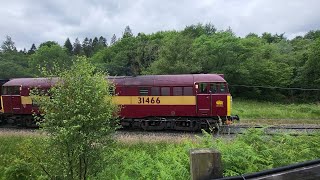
113,96 -> 196,105
19,96 -> 197,106
227,95 -> 231,116
0,96 -> 4,113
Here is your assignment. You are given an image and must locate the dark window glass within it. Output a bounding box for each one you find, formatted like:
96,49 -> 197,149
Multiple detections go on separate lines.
161,87 -> 170,96
199,83 -> 208,94
210,83 -> 218,93
183,87 -> 193,95
139,87 -> 149,96
6,87 -> 13,95
7,87 -> 12,95
219,83 -> 227,93
1,87 -> 8,95
173,87 -> 183,96
151,87 -> 160,96
12,86 -> 20,95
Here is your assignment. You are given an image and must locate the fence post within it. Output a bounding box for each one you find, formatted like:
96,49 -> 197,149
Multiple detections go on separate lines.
190,148 -> 223,180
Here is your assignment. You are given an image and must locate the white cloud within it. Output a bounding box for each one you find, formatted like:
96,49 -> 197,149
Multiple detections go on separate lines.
0,0 -> 319,49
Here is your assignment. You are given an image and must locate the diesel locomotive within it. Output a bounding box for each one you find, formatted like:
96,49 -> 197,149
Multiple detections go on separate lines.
0,74 -> 239,131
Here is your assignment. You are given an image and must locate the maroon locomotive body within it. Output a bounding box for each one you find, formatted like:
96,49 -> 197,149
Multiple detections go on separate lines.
0,74 -> 238,130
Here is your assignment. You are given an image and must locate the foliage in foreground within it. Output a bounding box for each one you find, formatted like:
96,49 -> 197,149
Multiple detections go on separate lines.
1,129 -> 319,179
30,57 -> 118,179
98,129 -> 320,178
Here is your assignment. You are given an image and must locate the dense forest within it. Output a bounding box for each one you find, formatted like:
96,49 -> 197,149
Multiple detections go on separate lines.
0,24 -> 319,101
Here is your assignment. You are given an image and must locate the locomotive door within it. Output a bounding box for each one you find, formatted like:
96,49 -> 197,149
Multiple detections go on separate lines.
10,86 -> 21,113
196,83 -> 212,116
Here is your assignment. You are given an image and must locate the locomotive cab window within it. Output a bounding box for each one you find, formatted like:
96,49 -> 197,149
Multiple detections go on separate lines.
1,87 -> 8,95
198,83 -> 208,94
210,83 -> 218,93
1,86 -> 20,95
139,87 -> 149,96
13,86 -> 20,95
219,83 -> 228,93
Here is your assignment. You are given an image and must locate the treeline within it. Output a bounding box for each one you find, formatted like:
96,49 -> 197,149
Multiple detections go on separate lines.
0,24 -> 320,101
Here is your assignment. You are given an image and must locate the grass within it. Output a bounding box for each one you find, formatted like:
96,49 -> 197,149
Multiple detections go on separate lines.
232,99 -> 320,124
0,129 -> 319,179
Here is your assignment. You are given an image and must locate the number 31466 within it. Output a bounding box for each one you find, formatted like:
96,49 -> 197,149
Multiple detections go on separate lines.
138,97 -> 160,104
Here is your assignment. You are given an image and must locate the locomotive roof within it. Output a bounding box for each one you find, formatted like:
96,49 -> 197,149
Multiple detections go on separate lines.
108,74 -> 226,86
3,78 -> 58,87
4,74 -> 226,87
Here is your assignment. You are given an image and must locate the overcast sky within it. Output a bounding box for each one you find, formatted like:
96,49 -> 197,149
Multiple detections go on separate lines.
0,0 -> 319,49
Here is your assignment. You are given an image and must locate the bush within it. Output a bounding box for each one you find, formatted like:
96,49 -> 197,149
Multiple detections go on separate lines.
197,129 -> 320,176
3,159 -> 35,180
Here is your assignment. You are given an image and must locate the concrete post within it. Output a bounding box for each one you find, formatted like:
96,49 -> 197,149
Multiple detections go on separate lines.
190,148 -> 223,180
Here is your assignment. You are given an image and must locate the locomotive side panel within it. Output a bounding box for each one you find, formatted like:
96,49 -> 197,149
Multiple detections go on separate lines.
114,95 -> 197,118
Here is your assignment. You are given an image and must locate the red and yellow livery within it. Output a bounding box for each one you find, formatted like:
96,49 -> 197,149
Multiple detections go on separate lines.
0,74 -> 239,131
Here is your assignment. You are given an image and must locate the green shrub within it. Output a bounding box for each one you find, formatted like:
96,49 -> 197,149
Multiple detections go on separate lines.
3,159 -> 35,180
197,129 -> 320,176
96,142 -> 190,180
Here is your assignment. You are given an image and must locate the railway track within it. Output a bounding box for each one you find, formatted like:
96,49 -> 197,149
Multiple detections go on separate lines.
218,124 -> 320,135
1,124 -> 320,136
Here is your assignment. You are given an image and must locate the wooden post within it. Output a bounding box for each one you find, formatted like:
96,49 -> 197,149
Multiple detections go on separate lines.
190,148 -> 223,180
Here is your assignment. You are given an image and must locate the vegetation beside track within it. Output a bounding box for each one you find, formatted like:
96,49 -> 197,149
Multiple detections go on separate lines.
0,129 -> 319,179
233,99 -> 320,124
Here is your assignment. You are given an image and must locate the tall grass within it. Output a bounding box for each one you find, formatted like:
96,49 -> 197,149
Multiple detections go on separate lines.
0,129 -> 319,179
232,99 -> 320,123
97,129 -> 320,178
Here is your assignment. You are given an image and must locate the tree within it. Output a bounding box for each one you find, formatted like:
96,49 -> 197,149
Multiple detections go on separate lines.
296,38 -> 320,89
39,41 -> 59,48
123,26 -> 133,38
0,50 -> 33,78
91,37 -> 106,53
304,30 -> 320,40
64,38 -> 73,55
261,32 -> 286,43
28,44 -> 37,55
145,32 -> 201,74
245,33 -> 259,38
30,44 -> 71,75
82,37 -> 93,57
110,34 -> 117,45
31,57 -> 118,179
92,37 -> 99,50
1,35 -> 17,52
192,31 -> 245,74
0,61 -> 32,78
73,38 -> 82,55
182,23 -> 216,38
98,36 -> 107,47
